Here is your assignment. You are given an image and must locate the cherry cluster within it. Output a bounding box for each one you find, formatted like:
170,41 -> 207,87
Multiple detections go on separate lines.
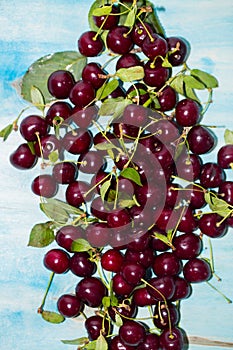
5,0 -> 233,349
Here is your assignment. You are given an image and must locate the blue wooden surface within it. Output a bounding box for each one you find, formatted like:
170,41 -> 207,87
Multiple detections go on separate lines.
0,1 -> 233,349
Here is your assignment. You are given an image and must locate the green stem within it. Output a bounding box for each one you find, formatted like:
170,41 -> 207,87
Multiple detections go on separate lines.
38,272 -> 55,313
206,281 -> 232,304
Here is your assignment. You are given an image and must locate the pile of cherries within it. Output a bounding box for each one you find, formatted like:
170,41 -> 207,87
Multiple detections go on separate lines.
7,0 -> 233,349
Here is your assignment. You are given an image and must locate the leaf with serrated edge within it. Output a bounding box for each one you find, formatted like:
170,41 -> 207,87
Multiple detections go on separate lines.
71,238 -> 92,252
40,201 -> 69,224
120,168 -> 142,186
28,222 -> 54,248
190,69 -> 218,88
61,337 -> 89,345
42,311 -> 65,324
116,66 -> 144,83
224,129 -> 233,145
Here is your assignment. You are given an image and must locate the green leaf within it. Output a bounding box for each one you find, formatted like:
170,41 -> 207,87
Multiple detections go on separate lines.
21,51 -> 87,104
48,150 -> 59,163
27,141 -> 36,155
145,0 -> 166,36
102,296 -> 111,308
94,142 -> 118,151
115,313 -> 123,327
190,69 -> 219,88
88,0 -> 104,31
110,293 -> 119,307
96,334 -> 108,350
0,123 -> 13,141
30,85 -> 45,111
149,94 -> 161,109
183,76 -> 206,90
61,337 -> 89,346
116,66 -> 144,82
28,222 -> 55,248
100,179 -> 112,202
71,238 -> 93,252
120,167 -> 142,186
162,56 -> 173,68
170,75 -> 185,95
96,79 -> 119,100
204,192 -> 233,218
124,7 -> 136,27
98,97 -> 132,120
184,85 -> 200,103
153,232 -> 173,248
41,310 -> 65,324
92,5 -> 112,16
224,129 -> 233,145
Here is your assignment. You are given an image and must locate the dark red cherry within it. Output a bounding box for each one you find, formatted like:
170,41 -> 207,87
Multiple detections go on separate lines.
108,300 -> 138,323
107,208 -> 131,228
159,327 -> 184,350
70,252 -> 97,277
78,31 -> 104,57
166,36 -> 190,66
116,53 -> 142,71
47,70 -> 75,99
146,276 -> 175,301
131,22 -> 153,47
153,302 -> 180,329
146,119 -> 180,144
31,174 -> 58,198
122,104 -> 149,127
183,258 -> 212,283
107,26 -> 134,55
75,276 -> 107,307
142,33 -> 168,60
119,320 -> 146,347
10,143 -> 38,170
157,86 -> 178,112
187,125 -> 216,154
133,287 -> 157,307
77,150 -> 105,174
143,60 -> 170,88
101,248 -> 124,273
43,248 -> 70,274
82,62 -> 106,89
125,247 -> 155,269
170,276 -> 192,301
126,82 -> 150,105
176,153 -> 203,181
184,183 -> 206,209
71,104 -> 99,128
45,101 -> 72,126
20,115 -> 50,142
34,134 -> 61,159
152,252 -> 182,277
62,128 -> 92,154
90,196 -> 113,221
55,225 -> 85,252
69,80 -> 95,108
112,273 -> 134,297
85,315 -> 110,341
175,98 -> 201,127
52,162 -> 78,184
200,162 -> 226,188
93,4 -> 120,30
173,232 -> 203,260
121,262 -> 146,286
110,335 -> 134,350
218,181 -> 233,205
198,213 -> 227,238
137,333 -> 160,350
85,222 -> 111,248
66,180 -> 93,207
217,144 -> 233,169
57,294 -> 83,318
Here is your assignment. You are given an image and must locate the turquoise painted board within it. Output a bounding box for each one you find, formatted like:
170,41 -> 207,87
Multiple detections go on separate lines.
0,1 -> 233,349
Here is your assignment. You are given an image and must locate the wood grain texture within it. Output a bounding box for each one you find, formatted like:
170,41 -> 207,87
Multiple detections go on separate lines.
0,1 -> 232,349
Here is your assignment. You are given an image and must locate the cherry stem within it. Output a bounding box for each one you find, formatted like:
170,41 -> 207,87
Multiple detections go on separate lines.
206,281 -> 232,304
37,272 -> 55,313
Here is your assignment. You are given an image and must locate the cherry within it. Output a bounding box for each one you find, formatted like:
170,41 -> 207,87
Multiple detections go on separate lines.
187,125 -> 216,154
133,287 -> 156,307
93,4 -> 119,30
107,26 -> 134,55
108,300 -> 138,323
175,98 -> 201,127
10,143 -> 38,170
77,150 -> 105,174
107,208 -> 131,228
142,33 -> 168,60
137,333 -> 160,350
78,31 -> 104,57
62,128 -> 92,154
143,60 -> 170,88
155,207 -> 180,232
125,247 -> 155,269
110,336 -> 134,350
112,273 -> 134,297
218,181 -> 233,205
85,222 -> 110,247
198,213 -> 227,238
90,196 -> 112,221
126,231 -> 151,252
82,62 -> 106,89
85,315 -> 110,341
146,119 -> 180,145
31,174 -> 58,198
70,252 -> 96,277
153,302 -> 180,329
183,258 -> 212,283
116,53 -> 142,71
170,276 -> 192,301
121,262 -> 146,286
184,183 -> 206,209
20,115 -> 50,142
57,293 -> 83,318
173,232 -> 203,260
66,180 -> 93,207
152,252 -> 182,277
47,70 -> 75,99
166,36 -> 190,66
146,276 -> 175,301
151,227 -> 170,252
177,207 -> 198,233
217,144 -> 233,169
157,86 -> 178,112
112,121 -> 140,141
75,276 -> 107,307
176,153 -> 203,181
200,162 -> 226,188
104,85 -> 126,100
126,82 -> 150,105
69,80 -> 95,108
101,248 -> 124,273
34,134 -> 61,159
52,162 -> 78,184
131,22 -> 153,47
159,327 -> 184,350
121,104 -> 149,127
119,320 -> 146,347
55,225 -> 84,252
165,183 -> 182,208
43,248 -> 70,274
45,101 -> 72,126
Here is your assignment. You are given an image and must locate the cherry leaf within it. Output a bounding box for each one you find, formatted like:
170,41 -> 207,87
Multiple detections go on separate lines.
92,5 -> 112,16
204,192 -> 232,218
96,79 -> 119,100
116,66 -> 144,83
61,337 -> 89,346
153,232 -> 173,248
96,334 -> 108,350
30,85 -> 45,111
102,296 -> 111,308
224,129 -> 233,145
170,75 -> 185,95
0,123 -> 13,141
115,313 -> 123,327
98,97 -> 132,120
124,7 -> 136,27
71,238 -> 93,252
184,76 -> 206,90
190,69 -> 219,88
88,0 -> 104,31
184,85 -> 200,103
41,310 -> 65,324
100,179 -> 112,202
28,222 -> 55,248
48,150 -> 59,163
120,167 -> 142,186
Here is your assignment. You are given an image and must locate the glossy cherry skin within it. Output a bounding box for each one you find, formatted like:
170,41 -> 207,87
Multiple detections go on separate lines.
122,104 -> 149,127
173,232 -> 203,260
85,315 -> 110,340
116,53 -> 142,70
146,276 -> 175,301
218,181 -> 233,205
187,125 -> 216,154
20,115 -> 50,142
152,252 -> 182,277
126,82 -> 150,105
184,183 -> 206,209
217,144 -> 233,169
78,30 -> 104,57
69,80 -> 95,108
143,60 -> 170,88
108,300 -> 138,323
82,62 -> 106,89
70,252 -> 97,277
43,248 -> 70,274
146,119 -> 180,145
200,162 -> 226,188
31,174 -> 58,198
125,247 -> 155,269
175,98 -> 201,127
62,128 -> 92,154
119,320 -> 146,347
153,302 -> 180,329
93,4 -> 119,30
47,70 -> 75,99
101,248 -> 124,273
71,104 -> 99,129
183,258 -> 212,283
110,336 -> 134,350
198,213 -> 227,238
57,294 -> 83,318
142,33 -> 168,60
166,36 -> 190,66
85,222 -> 110,248
107,26 -> 134,55
45,101 -> 72,126
112,273 -> 134,297
10,143 -> 38,170
159,327 -> 184,350
107,208 -> 131,228
66,180 -> 93,207
34,134 -> 61,159
131,22 -> 153,47
75,276 -> 107,307
52,162 -> 78,184
121,262 -> 146,286
170,276 -> 192,301
176,153 -> 203,181
78,150 -> 105,174
55,225 -> 85,252
133,287 -> 157,307
137,333 -> 160,350
177,207 -> 198,233
157,86 -> 178,112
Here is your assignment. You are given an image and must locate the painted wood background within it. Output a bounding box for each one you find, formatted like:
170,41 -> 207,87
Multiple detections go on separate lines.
0,1 -> 232,349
